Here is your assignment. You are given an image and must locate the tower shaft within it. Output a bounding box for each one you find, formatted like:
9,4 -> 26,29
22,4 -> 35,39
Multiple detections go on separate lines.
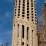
12,0 -> 38,46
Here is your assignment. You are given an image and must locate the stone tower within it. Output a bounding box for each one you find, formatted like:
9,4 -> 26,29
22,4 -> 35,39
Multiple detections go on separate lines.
12,0 -> 38,46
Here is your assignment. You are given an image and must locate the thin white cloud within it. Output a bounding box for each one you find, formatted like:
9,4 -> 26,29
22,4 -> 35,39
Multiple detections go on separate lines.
5,12 -> 10,18
6,30 -> 12,35
0,11 -> 13,28
0,30 -> 12,46
5,12 -> 13,18
0,40 -> 3,45
0,29 -> 12,35
0,30 -> 12,40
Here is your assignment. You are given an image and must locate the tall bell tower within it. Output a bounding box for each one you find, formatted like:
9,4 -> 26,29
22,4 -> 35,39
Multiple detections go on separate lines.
12,0 -> 38,46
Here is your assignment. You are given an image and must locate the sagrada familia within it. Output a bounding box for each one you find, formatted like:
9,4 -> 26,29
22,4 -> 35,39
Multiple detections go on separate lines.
12,0 -> 46,46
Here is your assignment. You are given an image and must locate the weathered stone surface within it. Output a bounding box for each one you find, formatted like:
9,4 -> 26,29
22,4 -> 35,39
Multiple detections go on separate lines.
12,0 -> 38,46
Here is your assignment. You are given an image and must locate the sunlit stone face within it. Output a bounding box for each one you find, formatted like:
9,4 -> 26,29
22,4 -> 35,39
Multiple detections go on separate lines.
12,0 -> 38,46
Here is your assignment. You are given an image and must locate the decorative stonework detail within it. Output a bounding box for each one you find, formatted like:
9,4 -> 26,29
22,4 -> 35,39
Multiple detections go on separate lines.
12,0 -> 38,46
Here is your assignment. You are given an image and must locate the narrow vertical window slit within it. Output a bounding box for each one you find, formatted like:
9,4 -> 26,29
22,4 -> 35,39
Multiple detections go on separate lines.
18,24 -> 19,37
22,25 -> 24,38
27,27 -> 29,40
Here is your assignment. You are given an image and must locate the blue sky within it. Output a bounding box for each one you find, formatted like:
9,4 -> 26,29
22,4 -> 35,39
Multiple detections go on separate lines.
0,0 -> 45,46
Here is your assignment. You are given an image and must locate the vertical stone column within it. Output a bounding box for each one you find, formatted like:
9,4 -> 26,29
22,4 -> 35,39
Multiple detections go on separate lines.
33,30 -> 36,46
14,23 -> 18,46
16,0 -> 19,18
24,25 -> 27,46
33,28 -> 38,46
14,0 -> 17,18
29,26 -> 32,46
19,24 -> 22,46
35,29 -> 38,46
20,0 -> 23,19
13,25 -> 16,46
25,0 -> 27,19
29,0 -> 31,21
